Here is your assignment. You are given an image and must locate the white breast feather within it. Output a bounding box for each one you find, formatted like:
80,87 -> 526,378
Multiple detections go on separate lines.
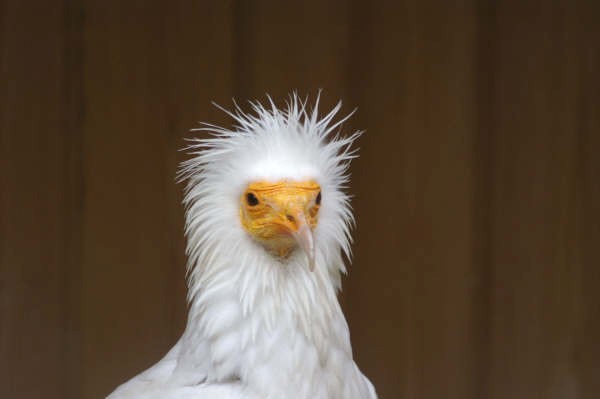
107,94 -> 377,399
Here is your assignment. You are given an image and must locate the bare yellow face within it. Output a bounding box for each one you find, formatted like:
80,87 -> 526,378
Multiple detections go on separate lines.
240,180 -> 321,268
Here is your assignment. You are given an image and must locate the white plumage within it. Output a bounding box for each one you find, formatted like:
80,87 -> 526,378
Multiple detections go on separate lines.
107,95 -> 377,399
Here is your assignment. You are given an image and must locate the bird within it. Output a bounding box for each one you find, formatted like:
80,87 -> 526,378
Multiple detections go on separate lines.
107,94 -> 377,399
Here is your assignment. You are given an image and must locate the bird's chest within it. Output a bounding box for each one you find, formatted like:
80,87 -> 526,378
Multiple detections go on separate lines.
238,322 -> 350,399
200,296 -> 353,398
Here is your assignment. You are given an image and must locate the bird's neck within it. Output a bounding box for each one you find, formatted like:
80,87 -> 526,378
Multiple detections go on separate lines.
181,247 -> 353,383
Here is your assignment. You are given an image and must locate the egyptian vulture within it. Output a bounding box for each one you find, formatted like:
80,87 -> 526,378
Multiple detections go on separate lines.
107,95 -> 377,399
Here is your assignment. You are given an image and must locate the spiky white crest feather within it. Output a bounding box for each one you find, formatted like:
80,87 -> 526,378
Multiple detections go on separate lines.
179,95 -> 360,302
107,94 -> 377,399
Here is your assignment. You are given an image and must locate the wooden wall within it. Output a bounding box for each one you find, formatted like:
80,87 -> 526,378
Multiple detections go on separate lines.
1,1 -> 598,398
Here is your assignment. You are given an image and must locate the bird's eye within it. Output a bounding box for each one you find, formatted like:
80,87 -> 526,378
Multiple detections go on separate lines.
316,191 -> 321,205
246,192 -> 259,206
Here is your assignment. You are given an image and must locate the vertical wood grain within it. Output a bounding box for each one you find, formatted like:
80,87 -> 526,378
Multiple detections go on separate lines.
82,1 -> 172,395
232,0 -> 351,108
0,1 -> 83,398
575,3 -> 600,396
346,2 -> 484,398
488,2 -> 597,398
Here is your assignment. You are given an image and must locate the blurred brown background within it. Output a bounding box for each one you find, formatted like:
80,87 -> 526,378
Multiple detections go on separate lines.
1,1 -> 599,398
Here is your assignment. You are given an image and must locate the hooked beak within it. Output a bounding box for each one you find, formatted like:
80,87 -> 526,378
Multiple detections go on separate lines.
292,222 -> 316,272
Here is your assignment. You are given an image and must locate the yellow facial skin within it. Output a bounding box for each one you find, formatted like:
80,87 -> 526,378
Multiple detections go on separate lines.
240,180 -> 321,263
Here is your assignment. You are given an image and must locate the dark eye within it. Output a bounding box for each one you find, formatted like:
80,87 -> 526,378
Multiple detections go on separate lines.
246,192 -> 259,206
315,191 -> 321,205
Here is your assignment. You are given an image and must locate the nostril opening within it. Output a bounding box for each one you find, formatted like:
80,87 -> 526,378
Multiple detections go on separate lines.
286,214 -> 295,223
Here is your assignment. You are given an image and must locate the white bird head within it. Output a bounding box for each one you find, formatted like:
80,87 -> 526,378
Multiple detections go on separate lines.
179,94 -> 361,304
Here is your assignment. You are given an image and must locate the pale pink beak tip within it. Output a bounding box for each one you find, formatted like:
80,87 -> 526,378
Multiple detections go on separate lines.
294,224 -> 315,272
